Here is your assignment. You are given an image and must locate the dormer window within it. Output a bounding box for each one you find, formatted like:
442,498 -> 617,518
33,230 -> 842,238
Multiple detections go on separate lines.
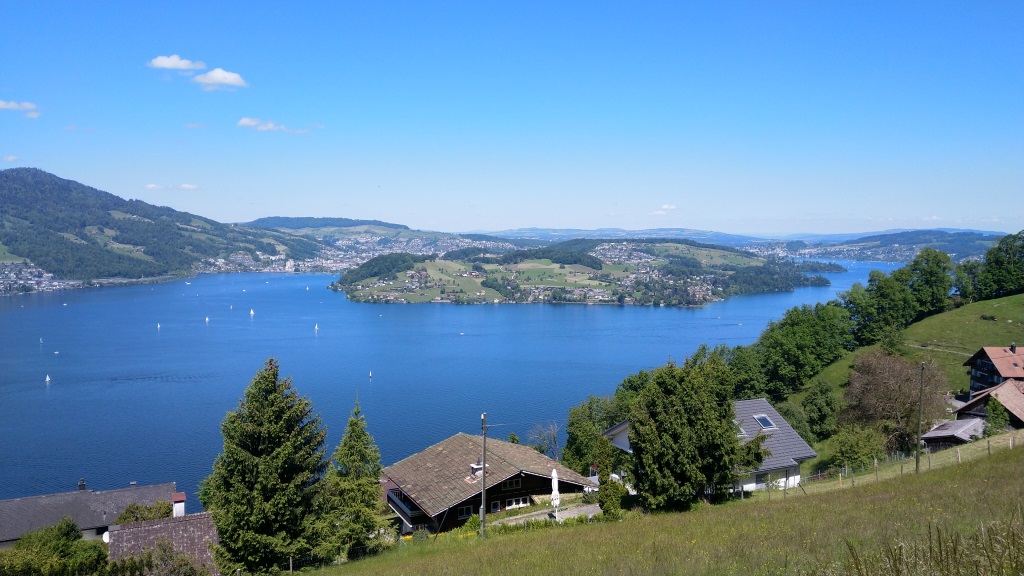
753,414 -> 776,430
734,419 -> 746,437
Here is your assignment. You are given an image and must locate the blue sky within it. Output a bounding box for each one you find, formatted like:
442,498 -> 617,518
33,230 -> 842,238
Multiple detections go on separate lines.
2,2 -> 1021,236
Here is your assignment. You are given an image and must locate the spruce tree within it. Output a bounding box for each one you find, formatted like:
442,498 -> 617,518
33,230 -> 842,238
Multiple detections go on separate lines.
199,358 -> 327,575
312,401 -> 391,561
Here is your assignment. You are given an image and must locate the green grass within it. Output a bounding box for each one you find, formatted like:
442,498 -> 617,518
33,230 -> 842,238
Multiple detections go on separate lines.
804,293 -> 1024,398
313,444 -> 1024,575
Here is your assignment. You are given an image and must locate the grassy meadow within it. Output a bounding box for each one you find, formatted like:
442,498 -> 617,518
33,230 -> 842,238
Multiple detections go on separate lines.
317,444 -> 1023,575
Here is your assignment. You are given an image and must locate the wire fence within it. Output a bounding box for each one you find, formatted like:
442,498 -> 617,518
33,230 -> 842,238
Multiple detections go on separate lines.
797,430 -> 1021,496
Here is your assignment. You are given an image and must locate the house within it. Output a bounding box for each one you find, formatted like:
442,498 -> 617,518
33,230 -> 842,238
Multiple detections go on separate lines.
963,343 -> 1024,392
381,433 -> 596,534
603,398 -> 817,492
0,480 -> 180,549
954,378 -> 1024,430
921,418 -> 985,449
107,512 -> 219,574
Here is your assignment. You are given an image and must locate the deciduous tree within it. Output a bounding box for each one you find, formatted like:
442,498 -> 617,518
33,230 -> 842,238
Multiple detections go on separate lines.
199,358 -> 327,575
843,351 -> 946,451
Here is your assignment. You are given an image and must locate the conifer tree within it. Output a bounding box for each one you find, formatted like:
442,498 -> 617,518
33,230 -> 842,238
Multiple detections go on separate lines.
199,358 -> 327,575
312,401 -> 392,561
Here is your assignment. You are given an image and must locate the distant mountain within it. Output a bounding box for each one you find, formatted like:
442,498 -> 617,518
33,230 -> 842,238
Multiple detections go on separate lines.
244,216 -> 409,230
476,227 -> 765,246
0,168 -> 321,279
781,228 -> 1009,245
789,229 -> 1004,262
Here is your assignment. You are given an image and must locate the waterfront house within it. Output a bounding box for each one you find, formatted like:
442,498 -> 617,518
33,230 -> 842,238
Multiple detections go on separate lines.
381,433 -> 596,534
0,480 -> 179,549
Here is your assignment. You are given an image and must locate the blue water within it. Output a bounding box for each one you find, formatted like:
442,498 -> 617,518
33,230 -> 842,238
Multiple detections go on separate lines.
0,261 -> 898,511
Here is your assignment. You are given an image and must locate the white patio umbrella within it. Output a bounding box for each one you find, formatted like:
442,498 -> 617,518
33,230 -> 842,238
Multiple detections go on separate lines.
551,468 -> 560,520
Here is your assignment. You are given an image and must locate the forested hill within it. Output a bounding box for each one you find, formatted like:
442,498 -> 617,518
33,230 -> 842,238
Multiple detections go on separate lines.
836,230 -> 1001,260
0,168 -> 320,280
244,216 -> 409,230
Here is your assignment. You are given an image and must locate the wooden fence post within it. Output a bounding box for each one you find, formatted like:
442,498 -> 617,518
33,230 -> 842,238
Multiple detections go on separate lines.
874,458 -> 879,482
956,447 -> 961,464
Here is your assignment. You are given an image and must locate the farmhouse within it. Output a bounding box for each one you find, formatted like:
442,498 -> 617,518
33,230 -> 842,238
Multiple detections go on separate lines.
963,343 -> 1024,392
955,378 -> 1024,430
381,433 -> 595,534
603,398 -> 816,492
0,480 -> 180,549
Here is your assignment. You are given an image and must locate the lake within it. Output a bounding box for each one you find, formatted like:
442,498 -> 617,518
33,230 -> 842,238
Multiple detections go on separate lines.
0,261 -> 898,511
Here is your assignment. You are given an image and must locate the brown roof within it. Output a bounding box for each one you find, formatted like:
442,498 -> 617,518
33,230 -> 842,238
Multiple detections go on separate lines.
382,433 -> 595,518
108,512 -> 218,574
964,346 -> 1024,379
957,379 -> 1024,423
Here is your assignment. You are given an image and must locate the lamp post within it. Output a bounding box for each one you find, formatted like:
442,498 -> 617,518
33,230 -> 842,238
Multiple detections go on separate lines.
480,412 -> 487,539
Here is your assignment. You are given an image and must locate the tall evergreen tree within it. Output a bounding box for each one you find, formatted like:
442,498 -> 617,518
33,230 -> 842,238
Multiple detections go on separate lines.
199,359 -> 327,575
311,401 -> 391,561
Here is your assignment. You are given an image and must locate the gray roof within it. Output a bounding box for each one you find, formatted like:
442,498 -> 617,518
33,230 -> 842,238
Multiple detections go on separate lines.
734,398 -> 817,473
108,512 -> 218,573
0,483 -> 177,543
382,433 -> 595,518
922,418 -> 985,443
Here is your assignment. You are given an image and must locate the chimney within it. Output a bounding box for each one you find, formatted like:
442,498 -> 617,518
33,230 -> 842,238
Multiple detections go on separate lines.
1011,342 -> 1017,354
78,478 -> 86,491
172,492 -> 186,518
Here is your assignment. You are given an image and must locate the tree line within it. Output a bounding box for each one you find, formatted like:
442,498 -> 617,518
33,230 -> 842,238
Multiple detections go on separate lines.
563,231 -> 1024,507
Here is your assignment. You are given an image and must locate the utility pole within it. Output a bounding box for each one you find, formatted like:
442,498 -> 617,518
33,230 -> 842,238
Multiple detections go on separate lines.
480,412 -> 487,539
915,362 -> 925,473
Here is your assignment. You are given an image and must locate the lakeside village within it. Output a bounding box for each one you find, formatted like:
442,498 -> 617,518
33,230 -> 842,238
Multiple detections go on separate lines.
3,235 -> 721,302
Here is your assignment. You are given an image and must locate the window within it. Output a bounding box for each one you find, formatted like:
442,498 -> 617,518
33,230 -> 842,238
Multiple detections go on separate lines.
753,414 -> 776,429
457,505 -> 472,519
491,500 -> 500,513
734,419 -> 746,437
506,496 -> 529,510
501,478 -> 522,490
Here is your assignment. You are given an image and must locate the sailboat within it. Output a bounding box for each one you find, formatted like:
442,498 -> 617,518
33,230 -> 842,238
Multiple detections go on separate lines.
250,309 -> 255,317
314,323 -> 319,332
157,323 -> 161,329
205,316 -> 209,324
45,374 -> 50,384
369,370 -> 373,379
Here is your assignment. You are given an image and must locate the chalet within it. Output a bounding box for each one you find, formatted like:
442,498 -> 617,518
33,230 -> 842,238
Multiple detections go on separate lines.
381,433 -> 596,534
603,398 -> 817,492
0,480 -> 180,549
107,512 -> 219,574
963,343 -> 1024,392
955,378 -> 1024,430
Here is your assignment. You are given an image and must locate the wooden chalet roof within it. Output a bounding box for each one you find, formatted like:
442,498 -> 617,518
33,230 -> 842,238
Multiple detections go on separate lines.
957,379 -> 1024,423
0,482 -> 177,543
964,346 -> 1024,379
381,433 -> 595,519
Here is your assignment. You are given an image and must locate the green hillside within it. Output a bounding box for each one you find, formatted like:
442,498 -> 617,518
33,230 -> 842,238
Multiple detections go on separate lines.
318,445 -> 1024,575
811,293 -> 1024,395
0,168 -> 321,279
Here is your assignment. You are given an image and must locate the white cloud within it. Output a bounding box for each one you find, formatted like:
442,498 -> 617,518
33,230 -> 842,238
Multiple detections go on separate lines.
0,100 -> 39,118
64,125 -> 78,131
649,210 -> 667,216
237,117 -> 306,133
178,184 -> 199,190
661,204 -> 677,210
3,155 -> 17,162
147,54 -> 207,71
184,122 -> 205,129
144,184 -> 162,190
194,68 -> 248,90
